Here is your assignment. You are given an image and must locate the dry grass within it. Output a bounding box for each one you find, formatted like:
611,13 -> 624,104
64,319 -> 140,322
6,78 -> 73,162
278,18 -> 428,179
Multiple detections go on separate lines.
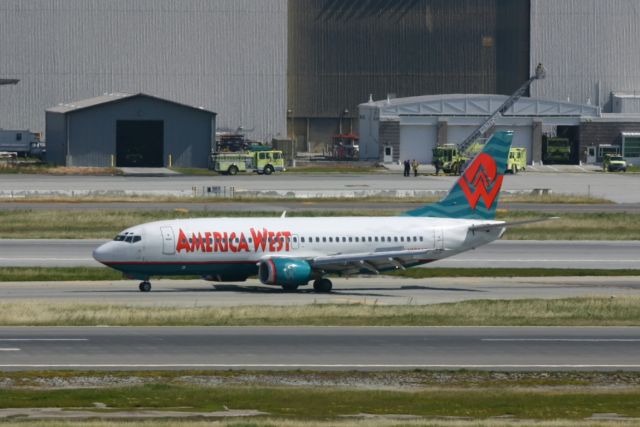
0,297 -> 638,326
0,419 -> 633,426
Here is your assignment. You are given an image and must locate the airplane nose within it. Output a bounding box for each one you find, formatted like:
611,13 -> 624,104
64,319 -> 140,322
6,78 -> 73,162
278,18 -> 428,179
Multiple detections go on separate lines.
92,242 -> 111,264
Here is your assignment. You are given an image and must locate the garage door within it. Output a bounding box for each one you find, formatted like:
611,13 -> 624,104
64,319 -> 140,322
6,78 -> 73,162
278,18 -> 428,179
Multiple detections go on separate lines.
116,120 -> 164,167
399,125 -> 436,164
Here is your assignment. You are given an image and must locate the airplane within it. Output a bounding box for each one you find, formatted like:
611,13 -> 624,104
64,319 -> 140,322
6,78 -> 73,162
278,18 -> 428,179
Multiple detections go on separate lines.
94,131 -> 528,293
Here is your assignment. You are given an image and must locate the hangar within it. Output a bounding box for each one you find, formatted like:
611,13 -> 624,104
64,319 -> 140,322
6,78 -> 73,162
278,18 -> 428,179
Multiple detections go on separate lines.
358,94 -> 601,165
46,93 -> 216,168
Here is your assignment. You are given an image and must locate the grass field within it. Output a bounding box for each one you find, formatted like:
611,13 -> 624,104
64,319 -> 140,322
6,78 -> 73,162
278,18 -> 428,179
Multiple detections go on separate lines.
3,267 -> 639,282
0,382 -> 639,423
0,297 -> 638,326
0,209 -> 639,239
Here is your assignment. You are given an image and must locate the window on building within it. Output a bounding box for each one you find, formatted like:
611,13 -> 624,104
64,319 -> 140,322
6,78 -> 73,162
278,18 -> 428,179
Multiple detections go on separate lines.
623,136 -> 640,158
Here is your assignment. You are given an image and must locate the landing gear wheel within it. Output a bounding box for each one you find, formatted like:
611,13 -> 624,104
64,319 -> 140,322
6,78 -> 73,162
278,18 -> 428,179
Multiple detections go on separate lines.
313,278 -> 333,293
281,283 -> 299,292
139,281 -> 151,292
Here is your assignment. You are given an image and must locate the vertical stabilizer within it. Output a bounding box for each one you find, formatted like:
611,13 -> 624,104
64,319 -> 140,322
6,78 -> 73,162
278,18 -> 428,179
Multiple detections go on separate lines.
404,131 -> 513,219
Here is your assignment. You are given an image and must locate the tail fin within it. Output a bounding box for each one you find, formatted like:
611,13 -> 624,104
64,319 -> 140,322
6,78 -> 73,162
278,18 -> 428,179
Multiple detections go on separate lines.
404,131 -> 513,219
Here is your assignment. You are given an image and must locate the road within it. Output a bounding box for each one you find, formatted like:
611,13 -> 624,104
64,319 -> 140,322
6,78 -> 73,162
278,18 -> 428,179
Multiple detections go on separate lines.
1,172 -> 639,202
0,326 -> 638,371
1,239 -> 638,269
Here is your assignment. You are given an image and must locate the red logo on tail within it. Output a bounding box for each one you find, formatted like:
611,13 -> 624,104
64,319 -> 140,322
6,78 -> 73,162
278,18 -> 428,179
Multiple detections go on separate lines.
458,153 -> 503,210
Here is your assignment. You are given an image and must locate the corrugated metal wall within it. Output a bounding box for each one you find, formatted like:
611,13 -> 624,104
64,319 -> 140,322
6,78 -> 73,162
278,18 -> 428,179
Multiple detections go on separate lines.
0,0 -> 287,141
288,0 -> 530,119
530,0 -> 640,112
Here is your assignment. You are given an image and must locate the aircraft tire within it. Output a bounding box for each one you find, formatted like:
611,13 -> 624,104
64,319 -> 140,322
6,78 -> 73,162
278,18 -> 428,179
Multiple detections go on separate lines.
139,281 -> 151,292
281,283 -> 299,292
313,278 -> 332,293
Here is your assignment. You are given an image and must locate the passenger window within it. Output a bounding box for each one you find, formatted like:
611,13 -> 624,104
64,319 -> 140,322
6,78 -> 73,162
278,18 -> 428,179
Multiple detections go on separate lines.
400,237 -> 404,242
316,237 -> 320,242
420,236 -> 424,241
368,237 -> 372,242
301,237 -> 305,243
348,237 -> 353,242
394,237 -> 398,242
374,237 -> 379,242
355,237 -> 359,242
329,237 -> 333,242
413,236 -> 417,242
342,237 -> 346,242
322,237 -> 326,242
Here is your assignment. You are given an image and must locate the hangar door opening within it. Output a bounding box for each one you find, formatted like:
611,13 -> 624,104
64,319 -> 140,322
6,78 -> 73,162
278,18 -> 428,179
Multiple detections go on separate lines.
116,120 -> 164,167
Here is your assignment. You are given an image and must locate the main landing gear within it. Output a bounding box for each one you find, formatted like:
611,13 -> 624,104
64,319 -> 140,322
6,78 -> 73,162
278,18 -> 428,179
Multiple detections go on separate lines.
313,278 -> 332,293
138,281 -> 151,292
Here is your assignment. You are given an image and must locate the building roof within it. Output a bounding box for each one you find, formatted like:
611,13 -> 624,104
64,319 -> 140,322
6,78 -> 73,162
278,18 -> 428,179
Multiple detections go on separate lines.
359,94 -> 601,118
46,92 -> 216,115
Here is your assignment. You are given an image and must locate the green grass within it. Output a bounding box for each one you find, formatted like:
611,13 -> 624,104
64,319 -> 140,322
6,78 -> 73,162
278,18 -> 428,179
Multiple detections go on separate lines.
1,297 -> 639,326
0,383 -> 639,421
1,210 -> 639,239
2,267 -> 639,282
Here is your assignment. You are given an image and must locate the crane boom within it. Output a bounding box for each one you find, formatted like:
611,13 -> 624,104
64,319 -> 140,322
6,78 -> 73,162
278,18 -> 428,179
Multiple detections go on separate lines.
457,63 -> 546,155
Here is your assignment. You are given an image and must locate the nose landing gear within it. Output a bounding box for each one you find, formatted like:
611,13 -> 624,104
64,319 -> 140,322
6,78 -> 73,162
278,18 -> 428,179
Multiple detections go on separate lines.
138,281 -> 152,292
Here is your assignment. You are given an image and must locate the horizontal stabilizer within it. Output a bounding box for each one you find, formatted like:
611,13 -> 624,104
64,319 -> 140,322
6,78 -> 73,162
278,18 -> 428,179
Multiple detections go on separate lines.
469,217 -> 559,233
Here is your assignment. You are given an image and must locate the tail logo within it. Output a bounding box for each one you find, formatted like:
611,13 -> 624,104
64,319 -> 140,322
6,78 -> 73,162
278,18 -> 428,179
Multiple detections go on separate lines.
458,153 -> 503,210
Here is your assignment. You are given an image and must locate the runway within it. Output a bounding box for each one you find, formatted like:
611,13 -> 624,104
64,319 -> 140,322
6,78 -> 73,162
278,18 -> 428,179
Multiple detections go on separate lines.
1,239 -> 639,269
0,326 -> 638,371
2,171 -> 640,202
2,276 -> 639,306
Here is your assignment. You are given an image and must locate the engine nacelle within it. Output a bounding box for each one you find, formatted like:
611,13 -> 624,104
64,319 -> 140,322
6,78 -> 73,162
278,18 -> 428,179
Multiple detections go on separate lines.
259,258 -> 313,287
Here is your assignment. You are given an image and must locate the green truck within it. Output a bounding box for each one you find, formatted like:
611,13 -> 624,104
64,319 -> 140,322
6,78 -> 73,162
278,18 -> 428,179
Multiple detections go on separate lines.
432,143 -> 526,175
602,154 -> 627,172
210,150 -> 286,175
543,137 -> 572,164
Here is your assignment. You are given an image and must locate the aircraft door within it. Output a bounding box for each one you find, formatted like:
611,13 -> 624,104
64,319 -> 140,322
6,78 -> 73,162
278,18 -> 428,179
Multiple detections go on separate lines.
434,229 -> 444,251
292,234 -> 300,250
160,226 -> 175,255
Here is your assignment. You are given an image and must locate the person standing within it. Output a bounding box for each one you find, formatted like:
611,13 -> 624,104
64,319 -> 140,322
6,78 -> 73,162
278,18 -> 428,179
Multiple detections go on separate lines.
412,159 -> 419,177
403,159 -> 410,177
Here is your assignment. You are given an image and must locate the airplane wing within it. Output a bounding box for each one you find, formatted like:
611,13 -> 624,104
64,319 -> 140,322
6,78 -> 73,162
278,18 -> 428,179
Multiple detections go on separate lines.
309,248 -> 437,275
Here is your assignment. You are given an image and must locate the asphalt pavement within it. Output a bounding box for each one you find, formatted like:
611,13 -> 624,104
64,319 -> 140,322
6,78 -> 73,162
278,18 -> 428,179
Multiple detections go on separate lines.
0,326 -> 638,371
1,171 -> 639,202
1,239 -> 638,269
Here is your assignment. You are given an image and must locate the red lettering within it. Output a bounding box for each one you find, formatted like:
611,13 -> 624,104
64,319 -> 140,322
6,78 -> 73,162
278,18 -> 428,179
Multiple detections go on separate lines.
176,229 -> 191,253
213,232 -> 225,252
268,231 -> 276,252
192,232 -> 206,253
274,232 -> 283,252
282,231 -> 292,251
228,232 -> 238,253
251,228 -> 268,251
204,232 -> 212,253
237,232 -> 250,252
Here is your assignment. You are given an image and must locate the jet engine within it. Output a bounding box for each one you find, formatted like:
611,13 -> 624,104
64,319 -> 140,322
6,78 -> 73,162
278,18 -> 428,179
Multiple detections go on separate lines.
259,258 -> 313,287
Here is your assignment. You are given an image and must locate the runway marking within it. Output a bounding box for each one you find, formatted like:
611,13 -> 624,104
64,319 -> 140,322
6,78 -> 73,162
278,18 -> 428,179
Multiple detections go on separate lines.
481,338 -> 640,342
0,348 -> 20,352
1,364 -> 640,369
0,339 -> 88,342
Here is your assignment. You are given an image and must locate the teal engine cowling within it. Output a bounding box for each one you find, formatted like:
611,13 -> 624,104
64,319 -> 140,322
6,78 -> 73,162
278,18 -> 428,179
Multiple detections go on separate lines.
259,258 -> 313,287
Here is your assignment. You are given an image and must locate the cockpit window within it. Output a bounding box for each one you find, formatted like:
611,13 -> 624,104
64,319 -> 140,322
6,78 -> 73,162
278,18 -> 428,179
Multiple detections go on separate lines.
114,232 -> 142,244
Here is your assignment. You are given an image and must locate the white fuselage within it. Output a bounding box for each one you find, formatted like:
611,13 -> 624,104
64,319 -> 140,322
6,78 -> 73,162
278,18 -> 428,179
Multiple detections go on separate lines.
93,216 -> 504,281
